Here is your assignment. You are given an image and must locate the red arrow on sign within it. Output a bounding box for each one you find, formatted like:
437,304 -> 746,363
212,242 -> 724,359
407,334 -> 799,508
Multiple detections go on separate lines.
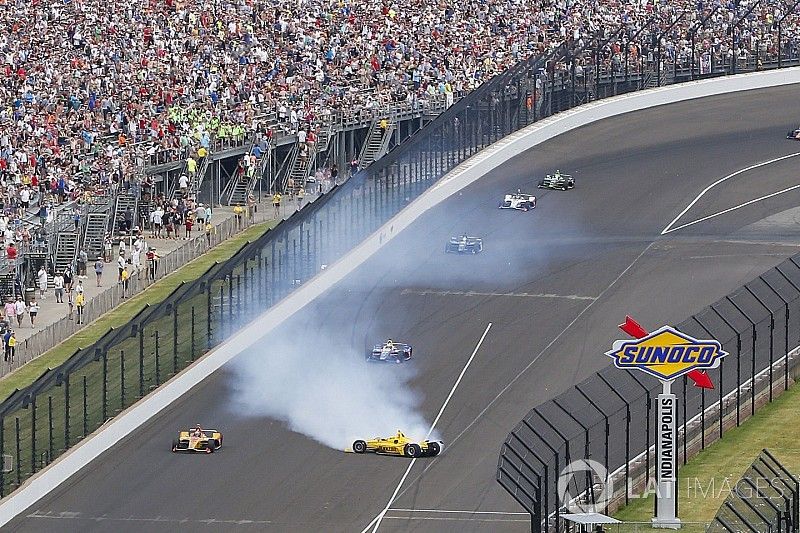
618,315 -> 715,389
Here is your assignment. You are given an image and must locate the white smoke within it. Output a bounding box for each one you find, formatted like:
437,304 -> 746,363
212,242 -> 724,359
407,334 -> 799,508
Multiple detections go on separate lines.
228,331 -> 436,450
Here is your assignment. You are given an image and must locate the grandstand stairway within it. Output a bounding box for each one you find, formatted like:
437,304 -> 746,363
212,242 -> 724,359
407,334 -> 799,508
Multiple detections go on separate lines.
173,155 -> 211,204
358,121 -> 395,169
284,142 -> 318,195
53,233 -> 78,274
112,194 -> 138,236
82,212 -> 109,260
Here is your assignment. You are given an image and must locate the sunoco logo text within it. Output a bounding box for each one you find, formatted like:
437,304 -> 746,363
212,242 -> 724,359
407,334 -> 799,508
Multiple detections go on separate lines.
605,325 -> 727,381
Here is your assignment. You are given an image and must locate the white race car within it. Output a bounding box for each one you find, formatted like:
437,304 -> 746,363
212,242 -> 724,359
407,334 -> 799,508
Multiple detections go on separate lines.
499,190 -> 536,211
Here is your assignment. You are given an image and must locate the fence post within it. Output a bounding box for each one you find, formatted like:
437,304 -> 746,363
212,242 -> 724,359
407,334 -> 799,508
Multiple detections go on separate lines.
207,284 -> 213,349
101,350 -> 107,421
711,305 -> 742,426
30,396 -> 36,474
236,274 -> 242,322
220,284 -> 225,339
173,305 -> 178,375
139,327 -> 145,398
14,418 -> 20,487
762,275 -> 792,392
597,375 -> 632,503
0,418 -> 4,497
47,396 -> 53,466
745,285 -> 775,402
727,297 -> 757,417
64,373 -> 70,447
228,275 -> 234,327
120,350 -> 125,409
155,330 -> 160,386
82,375 -> 88,438
694,316 -> 724,439
191,307 -> 196,362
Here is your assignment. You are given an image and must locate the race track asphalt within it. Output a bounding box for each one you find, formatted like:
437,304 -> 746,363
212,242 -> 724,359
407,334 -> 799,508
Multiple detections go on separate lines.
8,84 -> 800,533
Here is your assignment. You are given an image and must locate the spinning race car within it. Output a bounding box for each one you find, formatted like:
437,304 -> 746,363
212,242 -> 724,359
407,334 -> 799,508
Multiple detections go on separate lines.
348,431 -> 443,457
367,339 -> 413,363
538,170 -> 574,190
499,190 -> 536,211
171,425 -> 223,454
788,128 -> 800,140
445,234 -> 483,254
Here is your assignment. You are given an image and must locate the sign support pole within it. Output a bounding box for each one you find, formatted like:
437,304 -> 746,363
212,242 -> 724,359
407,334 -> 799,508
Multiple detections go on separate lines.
653,379 -> 681,529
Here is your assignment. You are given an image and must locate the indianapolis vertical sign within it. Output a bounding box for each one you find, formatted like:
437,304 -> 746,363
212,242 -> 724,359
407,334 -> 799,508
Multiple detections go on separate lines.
607,319 -> 727,528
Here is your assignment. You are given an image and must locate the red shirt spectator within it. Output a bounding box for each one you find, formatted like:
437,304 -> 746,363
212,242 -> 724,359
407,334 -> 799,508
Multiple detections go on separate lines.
6,244 -> 18,260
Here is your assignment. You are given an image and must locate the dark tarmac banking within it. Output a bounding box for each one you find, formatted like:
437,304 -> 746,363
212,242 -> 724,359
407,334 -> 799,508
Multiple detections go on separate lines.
10,85 -> 800,532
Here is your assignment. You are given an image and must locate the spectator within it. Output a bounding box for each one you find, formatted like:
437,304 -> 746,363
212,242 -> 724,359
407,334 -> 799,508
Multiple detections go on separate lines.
121,267 -> 130,298
37,266 -> 48,300
28,299 -> 39,328
63,267 -> 74,293
5,242 -> 17,262
185,215 -> 194,239
146,248 -> 160,281
78,249 -> 88,278
94,258 -> 104,287
195,204 -> 206,226
104,235 -> 113,263
54,272 -> 65,303
117,252 -> 126,282
205,223 -> 215,249
233,204 -> 244,229
3,299 -> 15,327
5,331 -> 15,363
272,193 -> 282,218
76,293 -> 85,325
14,297 -> 25,328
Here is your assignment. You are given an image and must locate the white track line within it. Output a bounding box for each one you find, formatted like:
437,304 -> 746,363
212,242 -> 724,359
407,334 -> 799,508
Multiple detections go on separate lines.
360,322 -> 493,533
663,184 -> 800,234
400,289 -> 597,300
388,508 -> 528,515
660,151 -> 800,234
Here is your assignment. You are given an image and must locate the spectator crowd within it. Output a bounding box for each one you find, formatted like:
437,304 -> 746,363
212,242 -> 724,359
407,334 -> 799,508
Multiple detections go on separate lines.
0,0 -> 795,216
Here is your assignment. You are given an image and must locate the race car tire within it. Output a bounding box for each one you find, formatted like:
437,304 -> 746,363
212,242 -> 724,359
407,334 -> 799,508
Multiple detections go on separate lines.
205,442 -> 215,454
404,443 -> 421,458
427,442 -> 441,457
171,439 -> 179,452
353,440 -> 367,454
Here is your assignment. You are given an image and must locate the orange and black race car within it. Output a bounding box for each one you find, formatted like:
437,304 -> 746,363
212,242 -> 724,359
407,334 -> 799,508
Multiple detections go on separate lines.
171,427 -> 223,454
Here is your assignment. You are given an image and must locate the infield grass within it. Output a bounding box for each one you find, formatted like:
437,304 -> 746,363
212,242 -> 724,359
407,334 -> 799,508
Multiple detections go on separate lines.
614,383 -> 800,528
0,220 -> 275,402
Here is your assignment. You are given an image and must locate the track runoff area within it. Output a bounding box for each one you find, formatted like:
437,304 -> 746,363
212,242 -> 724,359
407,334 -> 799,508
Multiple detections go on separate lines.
7,85 -> 800,532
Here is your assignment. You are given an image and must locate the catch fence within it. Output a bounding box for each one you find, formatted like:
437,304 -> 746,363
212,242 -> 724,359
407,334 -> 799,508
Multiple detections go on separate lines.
498,257 -> 800,532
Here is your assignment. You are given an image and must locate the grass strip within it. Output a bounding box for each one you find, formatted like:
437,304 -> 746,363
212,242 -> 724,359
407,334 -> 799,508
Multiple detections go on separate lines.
614,383 -> 800,527
0,221 -> 275,401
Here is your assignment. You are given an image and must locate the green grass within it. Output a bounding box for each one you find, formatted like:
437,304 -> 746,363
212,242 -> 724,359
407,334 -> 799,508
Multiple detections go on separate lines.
614,384 -> 800,527
0,221 -> 275,402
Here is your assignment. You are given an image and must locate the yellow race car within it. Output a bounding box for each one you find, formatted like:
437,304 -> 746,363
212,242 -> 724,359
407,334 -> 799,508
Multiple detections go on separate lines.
171,427 -> 223,454
348,431 -> 443,458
